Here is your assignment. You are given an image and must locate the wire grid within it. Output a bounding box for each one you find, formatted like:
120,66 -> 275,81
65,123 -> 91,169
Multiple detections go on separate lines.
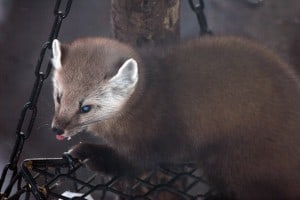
3,154 -> 216,200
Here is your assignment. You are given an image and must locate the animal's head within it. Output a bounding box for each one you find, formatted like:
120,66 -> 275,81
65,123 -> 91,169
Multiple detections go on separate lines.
51,38 -> 139,140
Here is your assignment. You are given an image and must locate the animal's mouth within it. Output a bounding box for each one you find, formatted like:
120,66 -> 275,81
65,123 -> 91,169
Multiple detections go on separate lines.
55,134 -> 71,141
53,119 -> 99,141
55,127 -> 87,141
55,133 -> 75,141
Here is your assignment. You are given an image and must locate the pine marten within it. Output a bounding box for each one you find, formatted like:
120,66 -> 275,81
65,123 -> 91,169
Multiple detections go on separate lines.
51,37 -> 300,200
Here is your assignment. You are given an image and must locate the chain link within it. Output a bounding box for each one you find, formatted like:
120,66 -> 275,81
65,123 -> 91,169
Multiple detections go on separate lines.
188,0 -> 212,36
0,0 -> 73,197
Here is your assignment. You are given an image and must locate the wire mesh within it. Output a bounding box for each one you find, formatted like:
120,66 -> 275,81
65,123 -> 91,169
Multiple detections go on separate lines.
13,155 -> 215,200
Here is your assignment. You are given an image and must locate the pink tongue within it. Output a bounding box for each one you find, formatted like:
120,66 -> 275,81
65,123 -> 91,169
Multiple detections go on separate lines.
56,135 -> 65,141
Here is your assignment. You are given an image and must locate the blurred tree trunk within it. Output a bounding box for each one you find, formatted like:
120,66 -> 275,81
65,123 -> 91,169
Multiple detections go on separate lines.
111,0 -> 180,46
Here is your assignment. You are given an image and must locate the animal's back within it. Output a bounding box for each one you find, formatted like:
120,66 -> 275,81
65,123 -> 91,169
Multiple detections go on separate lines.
160,37 -> 300,199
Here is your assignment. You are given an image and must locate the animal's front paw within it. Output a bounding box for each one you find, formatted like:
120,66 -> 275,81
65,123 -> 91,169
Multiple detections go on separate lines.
68,143 -> 132,175
69,143 -> 106,172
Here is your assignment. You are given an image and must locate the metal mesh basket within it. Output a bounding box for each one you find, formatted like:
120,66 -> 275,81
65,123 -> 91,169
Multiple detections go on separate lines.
2,154 -> 216,200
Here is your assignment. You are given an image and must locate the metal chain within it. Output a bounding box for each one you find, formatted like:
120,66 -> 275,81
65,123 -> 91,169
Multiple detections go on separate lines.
188,0 -> 213,36
0,0 -> 73,197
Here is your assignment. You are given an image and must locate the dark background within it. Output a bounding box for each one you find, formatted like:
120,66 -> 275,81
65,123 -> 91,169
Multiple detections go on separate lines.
0,0 -> 299,173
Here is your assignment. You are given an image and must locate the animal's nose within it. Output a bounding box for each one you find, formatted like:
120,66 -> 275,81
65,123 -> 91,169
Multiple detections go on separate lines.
52,127 -> 64,135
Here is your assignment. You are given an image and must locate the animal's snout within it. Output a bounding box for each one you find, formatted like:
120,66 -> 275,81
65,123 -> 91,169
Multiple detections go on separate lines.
52,116 -> 70,135
52,127 -> 64,135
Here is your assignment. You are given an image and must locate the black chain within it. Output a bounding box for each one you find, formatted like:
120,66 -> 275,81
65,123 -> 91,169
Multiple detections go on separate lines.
188,0 -> 212,36
0,0 -> 73,197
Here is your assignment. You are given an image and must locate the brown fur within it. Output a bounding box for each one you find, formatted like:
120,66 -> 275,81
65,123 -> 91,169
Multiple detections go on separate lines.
52,37 -> 300,199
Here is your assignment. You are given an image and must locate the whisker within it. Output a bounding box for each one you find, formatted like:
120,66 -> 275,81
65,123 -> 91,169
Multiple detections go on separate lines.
36,123 -> 50,130
67,119 -> 101,132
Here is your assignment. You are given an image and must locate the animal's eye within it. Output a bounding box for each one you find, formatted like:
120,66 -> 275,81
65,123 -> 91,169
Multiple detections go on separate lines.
56,95 -> 61,104
80,105 -> 92,113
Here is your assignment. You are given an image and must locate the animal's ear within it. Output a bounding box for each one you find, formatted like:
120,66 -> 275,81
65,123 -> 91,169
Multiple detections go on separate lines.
51,39 -> 63,70
109,58 -> 139,90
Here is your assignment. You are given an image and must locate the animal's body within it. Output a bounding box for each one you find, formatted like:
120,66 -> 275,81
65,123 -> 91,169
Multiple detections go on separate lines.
51,37 -> 300,200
